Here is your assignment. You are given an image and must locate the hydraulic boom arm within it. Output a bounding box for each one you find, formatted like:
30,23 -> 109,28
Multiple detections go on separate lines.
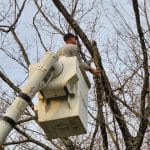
0,51 -> 59,145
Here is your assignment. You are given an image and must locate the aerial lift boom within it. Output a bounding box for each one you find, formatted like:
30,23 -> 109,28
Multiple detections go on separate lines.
0,51 -> 90,145
0,51 -> 60,145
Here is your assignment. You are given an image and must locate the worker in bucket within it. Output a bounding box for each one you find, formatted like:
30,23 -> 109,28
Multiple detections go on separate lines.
57,33 -> 100,75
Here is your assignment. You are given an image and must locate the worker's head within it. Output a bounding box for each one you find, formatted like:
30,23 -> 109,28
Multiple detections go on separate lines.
63,33 -> 78,45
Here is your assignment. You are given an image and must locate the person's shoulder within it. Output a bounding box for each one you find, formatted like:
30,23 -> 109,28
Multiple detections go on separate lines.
60,44 -> 77,50
65,43 -> 77,48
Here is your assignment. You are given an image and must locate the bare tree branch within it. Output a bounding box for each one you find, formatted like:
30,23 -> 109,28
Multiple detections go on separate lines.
89,111 -> 100,150
0,0 -> 30,67
61,137 -> 81,150
17,116 -> 37,125
33,9 -> 48,52
132,0 -> 149,148
10,126 -> 52,150
93,75 -> 108,150
33,0 -> 64,35
3,139 -> 29,146
0,70 -> 21,93
0,0 -> 27,32
11,29 -> 30,67
11,0 -> 27,29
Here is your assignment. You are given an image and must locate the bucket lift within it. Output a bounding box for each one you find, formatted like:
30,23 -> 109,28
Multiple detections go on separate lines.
32,56 -> 90,139
0,52 -> 91,144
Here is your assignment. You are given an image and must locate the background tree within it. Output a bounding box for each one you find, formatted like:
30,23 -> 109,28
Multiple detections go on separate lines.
0,0 -> 149,149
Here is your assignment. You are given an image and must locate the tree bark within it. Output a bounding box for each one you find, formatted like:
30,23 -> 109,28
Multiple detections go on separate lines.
132,0 -> 149,149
